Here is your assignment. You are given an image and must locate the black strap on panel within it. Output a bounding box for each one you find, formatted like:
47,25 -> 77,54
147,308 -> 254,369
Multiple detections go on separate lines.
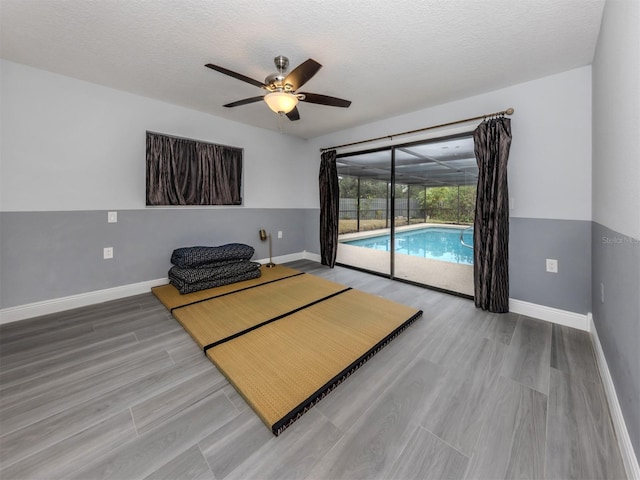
202,287 -> 352,354
170,272 -> 306,314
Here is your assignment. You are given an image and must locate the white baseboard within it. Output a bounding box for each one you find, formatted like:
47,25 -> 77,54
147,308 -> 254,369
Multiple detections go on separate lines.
0,278 -> 169,325
509,298 -> 589,331
302,251 -> 322,262
589,314 -> 640,480
256,251 -> 322,265
0,251 -> 320,325
0,256 -> 590,335
256,251 -> 307,265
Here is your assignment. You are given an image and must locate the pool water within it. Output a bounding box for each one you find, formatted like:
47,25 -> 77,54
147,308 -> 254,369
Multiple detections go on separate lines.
342,227 -> 474,265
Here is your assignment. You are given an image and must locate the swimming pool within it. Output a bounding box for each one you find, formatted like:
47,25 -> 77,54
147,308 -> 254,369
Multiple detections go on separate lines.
342,227 -> 474,265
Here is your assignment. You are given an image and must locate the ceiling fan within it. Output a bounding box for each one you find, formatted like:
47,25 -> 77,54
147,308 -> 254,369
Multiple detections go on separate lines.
205,56 -> 351,121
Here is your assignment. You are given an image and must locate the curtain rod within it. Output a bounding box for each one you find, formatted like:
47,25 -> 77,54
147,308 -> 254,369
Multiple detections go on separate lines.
146,130 -> 243,151
320,107 -> 514,152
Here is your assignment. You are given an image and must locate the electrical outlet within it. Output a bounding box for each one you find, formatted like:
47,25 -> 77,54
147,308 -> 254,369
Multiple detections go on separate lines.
546,258 -> 558,273
103,247 -> 114,259
278,231 -> 283,239
107,211 -> 117,223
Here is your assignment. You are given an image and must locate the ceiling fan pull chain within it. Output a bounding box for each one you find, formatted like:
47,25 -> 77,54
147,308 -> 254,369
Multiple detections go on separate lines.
277,112 -> 285,133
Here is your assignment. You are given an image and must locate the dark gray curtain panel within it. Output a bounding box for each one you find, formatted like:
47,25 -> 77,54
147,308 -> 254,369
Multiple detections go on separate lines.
146,132 -> 242,205
473,117 -> 512,312
319,150 -> 339,267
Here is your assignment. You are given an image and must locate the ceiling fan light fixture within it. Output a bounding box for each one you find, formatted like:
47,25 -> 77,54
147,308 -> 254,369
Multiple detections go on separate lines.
264,91 -> 298,114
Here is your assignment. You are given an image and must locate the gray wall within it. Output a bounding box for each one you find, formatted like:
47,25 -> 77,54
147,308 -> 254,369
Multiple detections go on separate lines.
304,209 -> 321,257
591,222 -> 640,455
510,218 -> 591,314
591,0 -> 640,460
0,209 -> 314,308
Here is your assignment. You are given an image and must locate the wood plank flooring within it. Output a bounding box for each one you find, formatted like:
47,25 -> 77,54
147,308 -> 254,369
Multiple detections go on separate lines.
0,260 -> 626,479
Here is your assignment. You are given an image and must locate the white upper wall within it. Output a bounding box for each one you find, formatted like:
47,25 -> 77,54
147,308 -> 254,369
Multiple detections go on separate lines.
308,66 -> 593,222
0,60 -> 310,211
2,60 -> 594,218
592,0 -> 640,239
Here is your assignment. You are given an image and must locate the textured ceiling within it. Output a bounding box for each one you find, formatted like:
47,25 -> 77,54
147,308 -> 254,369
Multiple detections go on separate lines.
0,0 -> 605,139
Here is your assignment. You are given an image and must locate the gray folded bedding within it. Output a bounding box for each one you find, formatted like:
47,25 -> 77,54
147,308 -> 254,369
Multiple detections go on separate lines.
168,259 -> 261,294
170,243 -> 255,268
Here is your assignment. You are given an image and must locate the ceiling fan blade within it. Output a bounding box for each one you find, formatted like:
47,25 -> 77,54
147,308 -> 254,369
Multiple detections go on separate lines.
205,63 -> 266,89
223,96 -> 265,108
286,106 -> 300,121
283,59 -> 322,90
299,92 -> 352,108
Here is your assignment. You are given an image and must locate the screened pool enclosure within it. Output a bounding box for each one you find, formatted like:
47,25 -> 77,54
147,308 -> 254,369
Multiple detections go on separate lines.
336,132 -> 478,296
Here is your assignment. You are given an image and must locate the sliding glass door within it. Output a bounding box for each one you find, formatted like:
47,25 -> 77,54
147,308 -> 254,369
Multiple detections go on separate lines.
336,148 -> 392,276
336,133 -> 477,296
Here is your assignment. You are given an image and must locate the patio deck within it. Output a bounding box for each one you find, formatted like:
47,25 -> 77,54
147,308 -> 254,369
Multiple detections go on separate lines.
337,223 -> 474,296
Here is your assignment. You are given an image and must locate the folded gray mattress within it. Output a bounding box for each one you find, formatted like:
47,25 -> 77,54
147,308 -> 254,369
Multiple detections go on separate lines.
170,243 -> 255,268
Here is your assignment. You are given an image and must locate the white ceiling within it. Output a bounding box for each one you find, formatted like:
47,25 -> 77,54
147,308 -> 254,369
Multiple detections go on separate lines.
0,0 -> 605,139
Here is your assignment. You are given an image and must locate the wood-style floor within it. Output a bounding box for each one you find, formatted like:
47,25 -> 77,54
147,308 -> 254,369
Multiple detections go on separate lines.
0,260 -> 627,479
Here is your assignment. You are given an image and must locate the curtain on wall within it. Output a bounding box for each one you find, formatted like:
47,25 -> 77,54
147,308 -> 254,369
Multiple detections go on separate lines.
146,132 -> 242,206
473,117 -> 512,312
319,150 -> 339,267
